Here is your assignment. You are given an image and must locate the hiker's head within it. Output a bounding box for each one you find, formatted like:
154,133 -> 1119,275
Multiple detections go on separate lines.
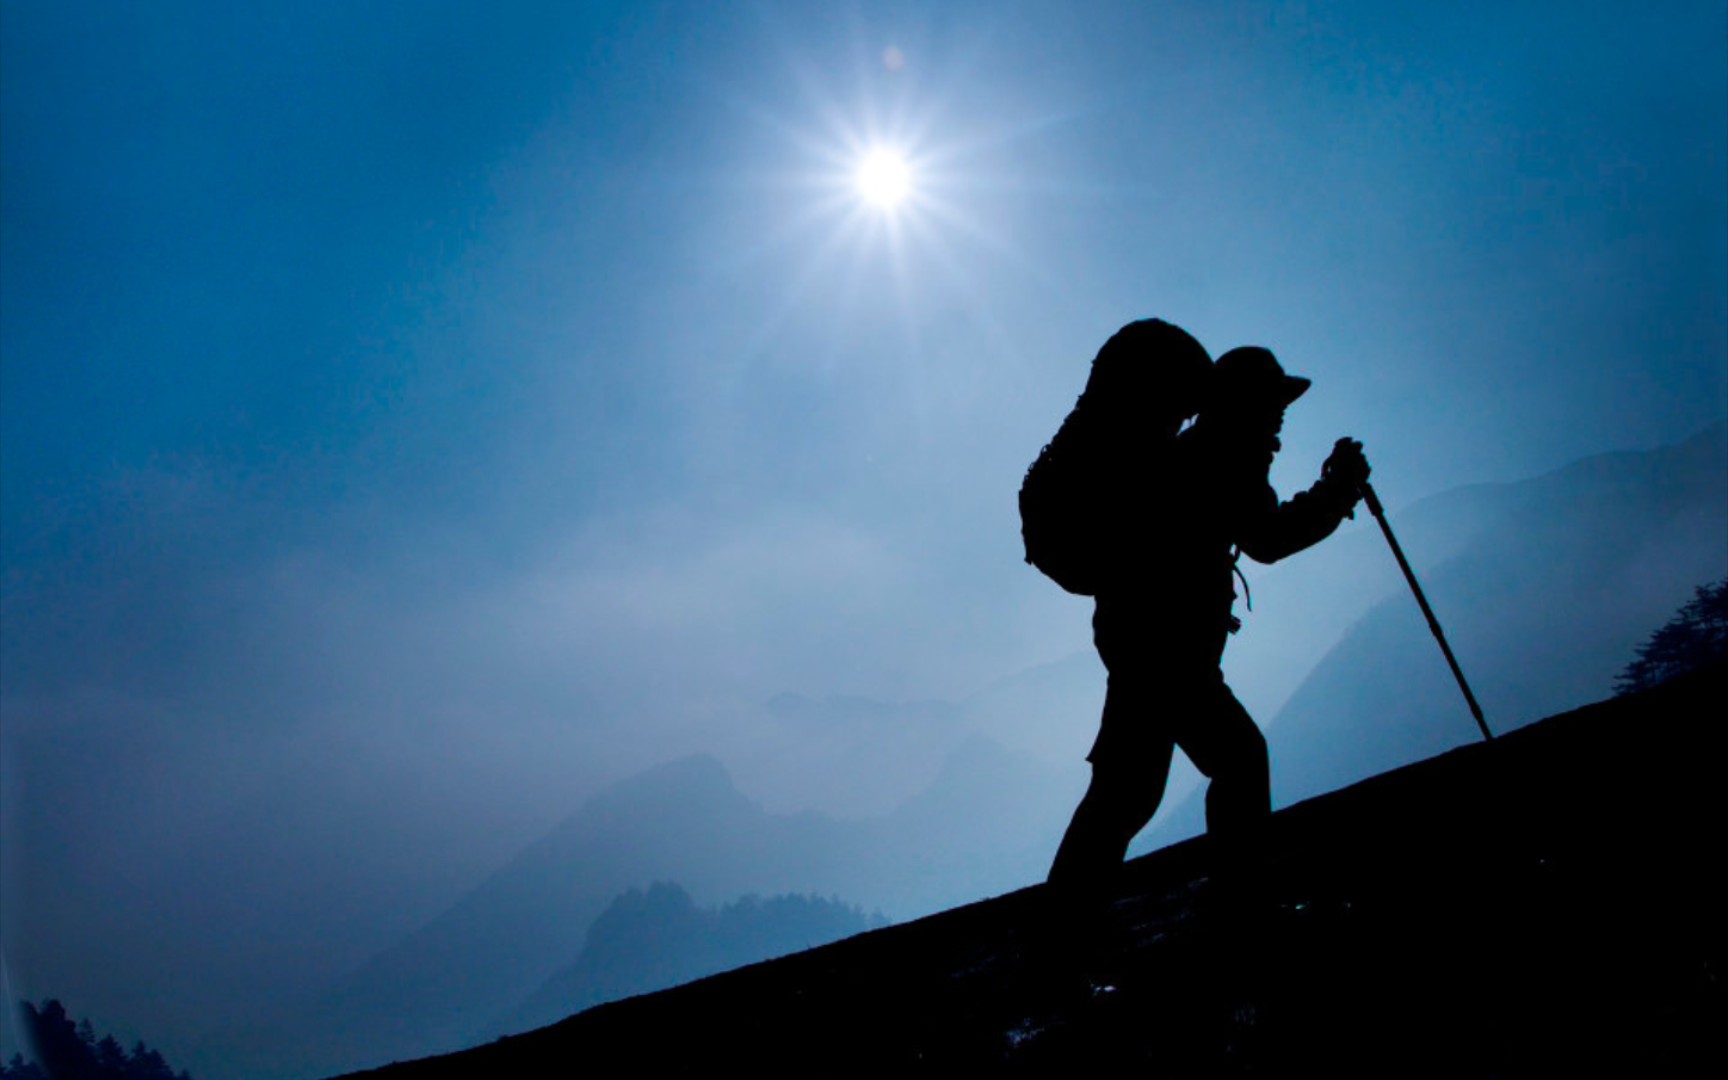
1203,346 -> 1309,431
1080,319 -> 1211,429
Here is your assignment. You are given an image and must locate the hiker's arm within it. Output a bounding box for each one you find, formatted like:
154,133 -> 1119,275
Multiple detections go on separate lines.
1238,439 -> 1368,564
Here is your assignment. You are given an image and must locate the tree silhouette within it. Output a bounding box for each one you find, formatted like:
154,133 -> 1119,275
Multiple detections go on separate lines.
1,1056 -> 45,1080
0,1000 -> 191,1080
1617,578 -> 1728,695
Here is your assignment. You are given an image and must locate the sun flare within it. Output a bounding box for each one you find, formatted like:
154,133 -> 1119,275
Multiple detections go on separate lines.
855,148 -> 912,209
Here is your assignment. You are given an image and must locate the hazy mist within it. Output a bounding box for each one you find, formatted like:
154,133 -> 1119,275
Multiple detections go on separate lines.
3,2 -> 1724,1074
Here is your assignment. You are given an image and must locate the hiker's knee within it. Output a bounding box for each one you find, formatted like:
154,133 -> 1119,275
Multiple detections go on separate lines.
1181,698 -> 1265,782
1086,761 -> 1165,834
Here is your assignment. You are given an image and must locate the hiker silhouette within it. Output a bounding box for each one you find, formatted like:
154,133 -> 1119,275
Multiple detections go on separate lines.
1041,328 -> 1370,891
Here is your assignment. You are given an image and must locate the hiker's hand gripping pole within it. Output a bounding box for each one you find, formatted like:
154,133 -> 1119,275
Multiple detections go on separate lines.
1358,480 -> 1495,742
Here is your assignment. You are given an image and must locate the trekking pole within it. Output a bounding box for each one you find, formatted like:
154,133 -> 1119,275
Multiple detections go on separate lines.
1359,481 -> 1494,742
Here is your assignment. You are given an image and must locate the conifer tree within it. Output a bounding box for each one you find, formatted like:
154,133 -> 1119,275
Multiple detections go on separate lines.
1617,578 -> 1728,694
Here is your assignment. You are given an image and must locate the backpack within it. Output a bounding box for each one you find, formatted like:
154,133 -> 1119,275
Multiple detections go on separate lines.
1018,319 -> 1211,596
1018,402 -> 1108,595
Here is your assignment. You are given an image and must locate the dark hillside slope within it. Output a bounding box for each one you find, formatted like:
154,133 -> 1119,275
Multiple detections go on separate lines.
1265,422 -> 1727,808
340,664 -> 1725,1076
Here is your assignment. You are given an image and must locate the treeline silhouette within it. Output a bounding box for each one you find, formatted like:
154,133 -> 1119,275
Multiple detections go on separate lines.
2,999 -> 191,1080
1618,577 -> 1728,694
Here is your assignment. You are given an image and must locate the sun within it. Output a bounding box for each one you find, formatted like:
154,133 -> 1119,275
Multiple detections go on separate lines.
855,148 -> 912,210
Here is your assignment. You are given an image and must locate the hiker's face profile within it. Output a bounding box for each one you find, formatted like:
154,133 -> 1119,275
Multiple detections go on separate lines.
1221,396 -> 1286,434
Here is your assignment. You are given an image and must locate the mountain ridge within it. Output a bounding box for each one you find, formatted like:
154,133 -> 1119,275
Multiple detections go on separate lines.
1132,420 -> 1727,853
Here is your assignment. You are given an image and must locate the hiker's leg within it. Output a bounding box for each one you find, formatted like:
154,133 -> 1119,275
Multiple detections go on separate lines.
1048,749 -> 1174,889
1177,679 -> 1270,842
1179,681 -> 1274,925
1048,668 -> 1175,888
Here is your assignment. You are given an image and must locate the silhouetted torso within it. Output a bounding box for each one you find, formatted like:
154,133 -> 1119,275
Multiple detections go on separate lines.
1092,418 -> 1355,668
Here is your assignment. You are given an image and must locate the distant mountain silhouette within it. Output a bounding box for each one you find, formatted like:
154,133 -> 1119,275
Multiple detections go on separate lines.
1268,421 -> 1726,801
1238,422 -> 1725,716
274,741 -> 1071,1076
734,692 -> 968,817
336,663 -> 1726,1077
276,756 -> 765,1074
489,883 -> 884,1038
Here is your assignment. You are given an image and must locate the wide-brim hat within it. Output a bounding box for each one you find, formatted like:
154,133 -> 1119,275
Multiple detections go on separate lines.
1212,346 -> 1310,406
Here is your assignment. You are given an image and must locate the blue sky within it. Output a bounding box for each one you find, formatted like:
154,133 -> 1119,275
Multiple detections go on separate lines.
2,0 -> 1724,1068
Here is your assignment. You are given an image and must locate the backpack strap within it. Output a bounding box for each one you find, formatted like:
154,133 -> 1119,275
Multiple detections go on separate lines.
1230,545 -> 1252,612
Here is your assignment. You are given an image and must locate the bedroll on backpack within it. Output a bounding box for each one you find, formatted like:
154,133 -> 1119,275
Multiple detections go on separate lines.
1018,411 -> 1103,596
